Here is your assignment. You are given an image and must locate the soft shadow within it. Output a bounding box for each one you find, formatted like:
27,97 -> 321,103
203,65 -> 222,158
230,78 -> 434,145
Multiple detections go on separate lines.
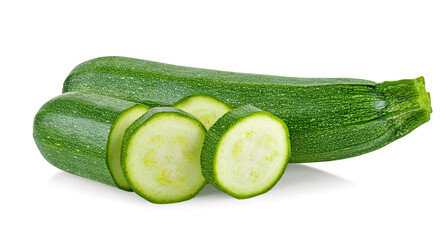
49,164 -> 354,204
49,171 -> 147,204
273,164 -> 355,195
197,184 -> 222,197
195,184 -> 235,201
195,164 -> 354,201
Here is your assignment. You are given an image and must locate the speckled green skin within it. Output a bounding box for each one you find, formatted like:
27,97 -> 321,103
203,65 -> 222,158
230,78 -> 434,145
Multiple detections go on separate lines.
63,56 -> 432,162
201,105 -> 290,199
33,92 -> 146,189
121,107 -> 206,204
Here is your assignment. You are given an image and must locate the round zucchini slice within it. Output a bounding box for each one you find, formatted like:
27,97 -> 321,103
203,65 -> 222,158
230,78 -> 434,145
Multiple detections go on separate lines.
122,107 -> 207,204
174,93 -> 232,130
107,105 -> 149,190
201,105 -> 290,199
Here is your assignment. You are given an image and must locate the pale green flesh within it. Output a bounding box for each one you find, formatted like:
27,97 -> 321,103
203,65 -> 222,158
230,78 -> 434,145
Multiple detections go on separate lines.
215,114 -> 289,197
107,106 -> 149,190
174,95 -> 232,130
125,114 -> 206,202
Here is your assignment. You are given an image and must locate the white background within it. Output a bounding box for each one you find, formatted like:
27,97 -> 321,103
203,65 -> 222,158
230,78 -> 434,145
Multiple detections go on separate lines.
1,1 -> 444,239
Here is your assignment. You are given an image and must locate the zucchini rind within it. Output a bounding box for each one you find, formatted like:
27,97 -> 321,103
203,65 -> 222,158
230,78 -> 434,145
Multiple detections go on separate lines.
64,57 -> 432,163
201,105 -> 290,199
33,92 -> 149,190
174,93 -> 232,130
122,107 -> 207,204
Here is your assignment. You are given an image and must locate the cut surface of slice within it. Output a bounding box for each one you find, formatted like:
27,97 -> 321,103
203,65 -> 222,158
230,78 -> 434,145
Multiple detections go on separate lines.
107,105 -> 149,190
174,94 -> 232,130
122,107 -> 207,203
201,105 -> 290,199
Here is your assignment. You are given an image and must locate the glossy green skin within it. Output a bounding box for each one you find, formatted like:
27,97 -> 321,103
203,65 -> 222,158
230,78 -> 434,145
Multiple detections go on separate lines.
201,105 -> 290,199
64,56 -> 432,162
33,92 -> 145,189
121,107 -> 207,204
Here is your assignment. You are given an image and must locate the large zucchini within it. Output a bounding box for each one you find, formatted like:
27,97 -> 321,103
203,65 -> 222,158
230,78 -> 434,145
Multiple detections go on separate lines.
63,56 -> 432,162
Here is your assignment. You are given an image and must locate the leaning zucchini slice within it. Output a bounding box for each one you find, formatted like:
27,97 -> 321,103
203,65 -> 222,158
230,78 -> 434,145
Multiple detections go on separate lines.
107,105 -> 149,190
174,93 -> 232,130
122,107 -> 207,203
201,105 -> 290,199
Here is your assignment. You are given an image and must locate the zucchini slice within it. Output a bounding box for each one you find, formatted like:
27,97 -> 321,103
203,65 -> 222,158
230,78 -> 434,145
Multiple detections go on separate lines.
173,94 -> 232,130
201,105 -> 290,199
107,105 -> 149,190
122,107 -> 206,203
33,92 -> 149,190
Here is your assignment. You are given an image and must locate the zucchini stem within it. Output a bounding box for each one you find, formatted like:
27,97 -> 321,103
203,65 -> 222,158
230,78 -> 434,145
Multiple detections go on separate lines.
377,76 -> 432,139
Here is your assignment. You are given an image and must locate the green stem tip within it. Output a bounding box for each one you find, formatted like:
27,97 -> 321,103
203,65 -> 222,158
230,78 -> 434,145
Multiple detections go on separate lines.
377,76 -> 432,140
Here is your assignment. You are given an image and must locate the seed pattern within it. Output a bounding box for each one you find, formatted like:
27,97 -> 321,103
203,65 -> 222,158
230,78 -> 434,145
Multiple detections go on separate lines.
231,132 -> 278,183
144,134 -> 195,187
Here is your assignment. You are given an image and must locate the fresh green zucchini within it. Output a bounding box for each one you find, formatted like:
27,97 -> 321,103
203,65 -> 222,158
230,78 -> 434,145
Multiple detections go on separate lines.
173,93 -> 232,129
63,56 -> 432,163
33,92 -> 149,190
122,107 -> 206,203
201,105 -> 290,199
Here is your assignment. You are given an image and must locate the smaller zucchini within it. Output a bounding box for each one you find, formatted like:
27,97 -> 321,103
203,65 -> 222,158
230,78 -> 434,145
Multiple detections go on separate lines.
122,107 -> 207,204
173,93 -> 232,130
33,92 -> 149,190
201,105 -> 290,199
